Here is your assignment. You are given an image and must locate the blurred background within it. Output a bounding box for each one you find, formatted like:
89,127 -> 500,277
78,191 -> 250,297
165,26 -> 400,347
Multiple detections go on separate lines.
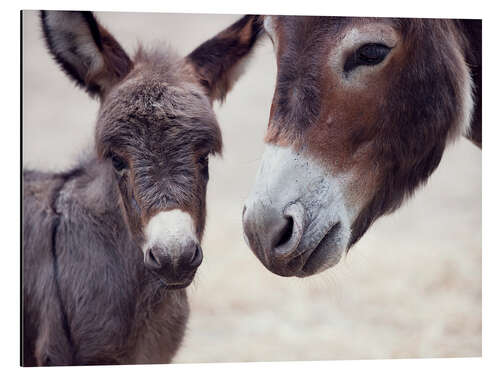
22,10 -> 481,362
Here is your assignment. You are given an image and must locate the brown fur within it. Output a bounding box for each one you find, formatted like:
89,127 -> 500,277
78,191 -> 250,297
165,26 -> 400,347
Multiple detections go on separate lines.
263,16 -> 481,249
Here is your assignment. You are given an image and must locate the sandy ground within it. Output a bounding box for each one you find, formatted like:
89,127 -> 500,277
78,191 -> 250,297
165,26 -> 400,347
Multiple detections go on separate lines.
22,11 -> 481,362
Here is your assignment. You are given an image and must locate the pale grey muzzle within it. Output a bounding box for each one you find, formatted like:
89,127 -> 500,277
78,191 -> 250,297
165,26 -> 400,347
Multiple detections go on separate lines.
243,144 -> 354,277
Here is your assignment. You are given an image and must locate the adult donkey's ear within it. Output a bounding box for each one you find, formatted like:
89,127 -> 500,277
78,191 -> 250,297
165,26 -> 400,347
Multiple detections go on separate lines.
186,15 -> 264,102
40,10 -> 132,99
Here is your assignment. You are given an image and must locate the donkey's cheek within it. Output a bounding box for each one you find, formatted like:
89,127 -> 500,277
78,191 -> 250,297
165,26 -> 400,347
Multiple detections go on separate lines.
115,176 -> 144,241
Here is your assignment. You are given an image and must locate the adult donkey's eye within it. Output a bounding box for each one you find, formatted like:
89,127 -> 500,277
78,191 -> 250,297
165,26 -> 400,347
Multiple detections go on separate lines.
344,43 -> 392,72
110,153 -> 128,172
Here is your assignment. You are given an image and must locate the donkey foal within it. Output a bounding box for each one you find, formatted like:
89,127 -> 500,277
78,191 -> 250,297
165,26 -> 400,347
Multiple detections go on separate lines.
23,11 -> 262,366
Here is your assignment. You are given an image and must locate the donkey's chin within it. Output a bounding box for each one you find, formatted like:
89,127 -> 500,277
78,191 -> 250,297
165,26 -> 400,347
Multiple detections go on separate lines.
150,269 -> 197,290
296,222 -> 347,277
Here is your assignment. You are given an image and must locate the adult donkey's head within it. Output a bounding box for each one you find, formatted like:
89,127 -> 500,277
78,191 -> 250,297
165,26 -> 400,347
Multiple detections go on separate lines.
41,11 -> 262,287
243,16 -> 481,277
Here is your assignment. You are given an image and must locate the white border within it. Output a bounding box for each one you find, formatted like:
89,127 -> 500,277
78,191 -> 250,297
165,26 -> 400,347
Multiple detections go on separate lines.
6,1 -> 498,374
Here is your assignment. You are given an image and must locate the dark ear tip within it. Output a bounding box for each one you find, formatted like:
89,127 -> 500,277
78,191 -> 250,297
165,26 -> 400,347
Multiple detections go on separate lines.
80,11 -> 103,50
186,14 -> 265,101
42,11 -> 103,51
38,10 -> 104,97
39,10 -> 48,28
39,10 -> 132,99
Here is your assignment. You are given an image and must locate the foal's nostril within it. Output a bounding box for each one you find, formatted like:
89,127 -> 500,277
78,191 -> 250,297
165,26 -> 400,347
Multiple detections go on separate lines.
177,242 -> 203,272
190,245 -> 203,268
274,216 -> 294,248
144,247 -> 163,270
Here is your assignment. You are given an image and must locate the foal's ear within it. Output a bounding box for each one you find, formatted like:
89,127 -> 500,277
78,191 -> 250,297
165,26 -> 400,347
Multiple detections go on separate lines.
186,15 -> 263,102
40,11 -> 132,98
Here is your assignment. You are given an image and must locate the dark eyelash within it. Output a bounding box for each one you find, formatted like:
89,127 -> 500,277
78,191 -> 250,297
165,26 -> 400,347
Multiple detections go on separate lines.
198,154 -> 209,178
110,152 -> 128,172
344,43 -> 392,73
198,155 -> 208,164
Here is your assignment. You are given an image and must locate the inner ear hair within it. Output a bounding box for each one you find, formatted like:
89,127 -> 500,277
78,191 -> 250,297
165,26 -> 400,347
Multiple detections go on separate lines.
186,15 -> 264,102
40,10 -> 132,98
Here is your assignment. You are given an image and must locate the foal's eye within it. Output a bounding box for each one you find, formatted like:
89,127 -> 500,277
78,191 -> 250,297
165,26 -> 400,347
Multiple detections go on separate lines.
198,154 -> 209,178
198,154 -> 209,165
344,43 -> 392,72
110,153 -> 128,172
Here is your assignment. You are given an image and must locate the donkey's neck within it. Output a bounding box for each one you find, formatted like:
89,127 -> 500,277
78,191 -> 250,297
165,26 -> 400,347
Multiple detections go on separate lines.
55,153 -> 132,251
63,153 -> 121,215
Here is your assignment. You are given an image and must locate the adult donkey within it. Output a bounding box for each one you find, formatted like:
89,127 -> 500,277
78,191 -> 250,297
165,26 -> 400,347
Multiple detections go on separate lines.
243,16 -> 481,277
23,11 -> 261,366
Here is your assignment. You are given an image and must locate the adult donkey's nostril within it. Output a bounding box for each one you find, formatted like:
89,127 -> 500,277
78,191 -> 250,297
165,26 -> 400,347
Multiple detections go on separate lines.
243,199 -> 306,277
271,202 -> 305,260
273,216 -> 294,248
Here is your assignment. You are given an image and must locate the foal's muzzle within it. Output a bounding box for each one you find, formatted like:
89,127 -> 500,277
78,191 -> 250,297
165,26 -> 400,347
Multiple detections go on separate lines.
142,209 -> 202,288
144,240 -> 203,288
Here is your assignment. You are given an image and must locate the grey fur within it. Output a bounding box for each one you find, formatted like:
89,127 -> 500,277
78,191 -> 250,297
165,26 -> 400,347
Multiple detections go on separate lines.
23,11 -> 262,366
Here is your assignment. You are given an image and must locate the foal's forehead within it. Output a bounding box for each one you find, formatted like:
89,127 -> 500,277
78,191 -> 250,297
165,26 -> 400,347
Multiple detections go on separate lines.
97,60 -> 222,154
120,79 -> 210,122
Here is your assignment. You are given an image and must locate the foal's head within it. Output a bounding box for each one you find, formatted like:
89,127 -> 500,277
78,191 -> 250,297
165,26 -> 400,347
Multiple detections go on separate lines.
41,11 -> 261,287
243,16 -> 480,277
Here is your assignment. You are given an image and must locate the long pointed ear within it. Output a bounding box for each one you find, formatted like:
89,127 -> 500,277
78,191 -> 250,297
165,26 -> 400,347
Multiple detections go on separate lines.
40,10 -> 133,98
186,15 -> 263,102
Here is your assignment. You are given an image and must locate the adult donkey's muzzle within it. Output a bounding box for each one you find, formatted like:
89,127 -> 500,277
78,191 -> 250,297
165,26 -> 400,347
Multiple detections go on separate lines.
243,144 -> 353,277
243,201 -> 306,276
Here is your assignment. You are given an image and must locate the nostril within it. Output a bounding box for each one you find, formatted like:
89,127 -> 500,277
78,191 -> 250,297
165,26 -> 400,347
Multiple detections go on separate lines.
243,201 -> 305,270
270,202 -> 305,260
274,216 -> 294,248
145,248 -> 162,269
190,245 -> 203,268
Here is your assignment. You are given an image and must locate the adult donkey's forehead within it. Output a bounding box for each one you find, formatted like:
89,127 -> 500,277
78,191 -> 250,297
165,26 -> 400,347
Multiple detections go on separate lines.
270,16 -> 399,35
266,16 -> 401,140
